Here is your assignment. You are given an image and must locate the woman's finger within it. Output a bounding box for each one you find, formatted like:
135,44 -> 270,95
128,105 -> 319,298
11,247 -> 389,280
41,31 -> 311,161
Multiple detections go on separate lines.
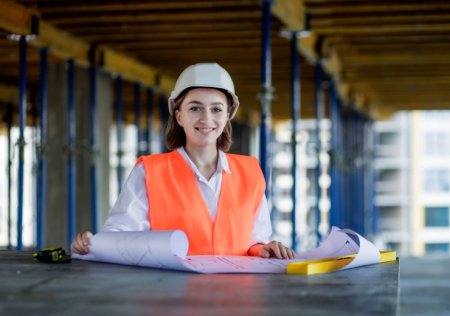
269,241 -> 283,258
279,244 -> 289,259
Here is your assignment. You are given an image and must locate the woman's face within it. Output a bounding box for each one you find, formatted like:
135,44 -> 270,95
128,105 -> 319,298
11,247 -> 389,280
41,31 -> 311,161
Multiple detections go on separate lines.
175,88 -> 229,150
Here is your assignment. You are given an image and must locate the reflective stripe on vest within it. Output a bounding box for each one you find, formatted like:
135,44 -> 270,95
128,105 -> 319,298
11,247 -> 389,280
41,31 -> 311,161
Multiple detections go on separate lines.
137,151 -> 266,255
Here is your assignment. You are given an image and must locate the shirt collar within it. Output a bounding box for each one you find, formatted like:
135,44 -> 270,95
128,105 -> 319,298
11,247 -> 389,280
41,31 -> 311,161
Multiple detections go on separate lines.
176,147 -> 231,177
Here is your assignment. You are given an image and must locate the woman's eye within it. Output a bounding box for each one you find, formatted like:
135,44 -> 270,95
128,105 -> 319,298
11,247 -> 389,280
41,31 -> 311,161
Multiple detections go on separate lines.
212,107 -> 223,113
189,106 -> 200,112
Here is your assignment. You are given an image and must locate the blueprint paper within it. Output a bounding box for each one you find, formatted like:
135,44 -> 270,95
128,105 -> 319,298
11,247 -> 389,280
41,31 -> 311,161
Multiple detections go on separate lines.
73,227 -> 381,274
72,230 -> 190,271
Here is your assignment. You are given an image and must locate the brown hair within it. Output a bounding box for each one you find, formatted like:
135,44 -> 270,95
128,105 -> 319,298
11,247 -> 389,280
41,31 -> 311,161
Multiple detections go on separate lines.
165,88 -> 233,152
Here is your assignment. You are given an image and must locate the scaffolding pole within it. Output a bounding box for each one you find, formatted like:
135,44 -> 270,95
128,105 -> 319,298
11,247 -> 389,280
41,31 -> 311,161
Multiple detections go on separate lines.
17,35 -> 27,250
259,0 -> 273,197
115,76 -> 123,193
134,82 -> 142,158
37,47 -> 48,249
314,61 -> 324,243
146,88 -> 153,154
66,59 -> 76,250
89,65 -> 98,234
290,32 -> 301,251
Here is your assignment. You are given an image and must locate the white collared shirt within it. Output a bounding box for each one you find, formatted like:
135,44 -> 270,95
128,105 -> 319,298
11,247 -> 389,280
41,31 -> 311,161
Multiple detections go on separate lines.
103,147 -> 272,247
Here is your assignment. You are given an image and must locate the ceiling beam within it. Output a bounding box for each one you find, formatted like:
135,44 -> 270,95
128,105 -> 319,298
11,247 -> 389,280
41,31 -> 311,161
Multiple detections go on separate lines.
0,1 -> 34,35
307,3 -> 450,15
49,11 -> 261,26
311,14 -> 450,27
0,1 -> 175,91
81,30 -> 262,43
271,0 -> 373,115
37,1 -> 253,14
313,23 -> 450,36
66,22 -> 262,36
271,0 -> 318,64
35,20 -> 90,65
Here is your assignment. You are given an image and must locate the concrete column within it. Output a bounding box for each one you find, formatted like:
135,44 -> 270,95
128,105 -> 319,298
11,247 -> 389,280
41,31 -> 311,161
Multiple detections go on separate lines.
74,66 -> 112,235
45,62 -> 111,247
45,61 -> 67,247
74,66 -> 90,233
96,70 -> 112,228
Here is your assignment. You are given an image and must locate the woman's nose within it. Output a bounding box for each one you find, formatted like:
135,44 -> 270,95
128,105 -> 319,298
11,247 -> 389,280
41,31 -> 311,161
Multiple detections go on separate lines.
199,109 -> 211,121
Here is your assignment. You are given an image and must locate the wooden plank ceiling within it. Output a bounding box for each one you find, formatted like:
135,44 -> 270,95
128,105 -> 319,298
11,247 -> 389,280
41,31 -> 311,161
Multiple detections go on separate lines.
1,0 -> 450,122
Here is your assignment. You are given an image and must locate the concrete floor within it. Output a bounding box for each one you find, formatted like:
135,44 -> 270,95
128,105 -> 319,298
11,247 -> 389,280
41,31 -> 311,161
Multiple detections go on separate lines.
0,251 -> 448,315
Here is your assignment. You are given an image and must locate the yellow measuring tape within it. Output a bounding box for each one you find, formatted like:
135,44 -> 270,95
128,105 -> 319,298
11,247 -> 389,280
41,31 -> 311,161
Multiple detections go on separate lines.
287,251 -> 397,275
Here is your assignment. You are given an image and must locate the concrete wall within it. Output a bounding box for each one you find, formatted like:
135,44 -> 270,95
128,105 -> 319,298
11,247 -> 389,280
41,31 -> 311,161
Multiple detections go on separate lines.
45,62 -> 111,247
45,61 -> 67,247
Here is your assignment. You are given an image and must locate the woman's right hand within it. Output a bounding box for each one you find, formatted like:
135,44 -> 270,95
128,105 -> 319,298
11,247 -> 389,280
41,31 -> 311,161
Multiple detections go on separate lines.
70,231 -> 93,255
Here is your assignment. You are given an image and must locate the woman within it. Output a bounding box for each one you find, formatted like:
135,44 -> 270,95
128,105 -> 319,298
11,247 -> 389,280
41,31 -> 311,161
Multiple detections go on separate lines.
71,63 -> 295,259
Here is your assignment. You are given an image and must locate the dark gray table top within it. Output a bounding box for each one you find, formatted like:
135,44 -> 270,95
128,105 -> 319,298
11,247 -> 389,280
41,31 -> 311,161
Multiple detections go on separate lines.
0,251 -> 399,316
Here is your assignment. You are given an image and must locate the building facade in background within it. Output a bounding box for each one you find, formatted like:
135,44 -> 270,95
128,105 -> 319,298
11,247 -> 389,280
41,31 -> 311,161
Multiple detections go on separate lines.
410,111 -> 450,255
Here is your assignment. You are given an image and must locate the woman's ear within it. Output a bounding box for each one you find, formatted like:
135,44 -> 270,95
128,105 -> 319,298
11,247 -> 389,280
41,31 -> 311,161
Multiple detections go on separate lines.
175,109 -> 183,126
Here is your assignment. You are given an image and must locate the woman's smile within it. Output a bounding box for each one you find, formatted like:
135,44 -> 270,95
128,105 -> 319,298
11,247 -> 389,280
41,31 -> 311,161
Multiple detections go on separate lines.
176,88 -> 229,149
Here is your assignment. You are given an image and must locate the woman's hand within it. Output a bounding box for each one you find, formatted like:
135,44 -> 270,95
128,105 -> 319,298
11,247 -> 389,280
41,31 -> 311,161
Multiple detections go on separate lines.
70,231 -> 93,255
248,241 -> 296,259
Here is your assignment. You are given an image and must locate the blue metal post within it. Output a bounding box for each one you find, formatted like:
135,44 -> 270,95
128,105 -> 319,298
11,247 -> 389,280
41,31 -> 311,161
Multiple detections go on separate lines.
159,93 -> 169,153
363,118 -> 376,236
115,76 -> 123,193
338,97 -> 346,227
146,88 -> 153,154
37,48 -> 48,249
7,101 -> 13,249
349,114 -> 356,231
356,115 -> 363,232
336,98 -> 346,227
67,59 -> 76,249
314,61 -> 324,242
350,113 -> 356,231
329,81 -> 340,229
259,0 -> 273,196
372,125 -> 379,235
89,65 -> 98,234
344,114 -> 351,228
134,82 -> 142,158
17,35 -> 27,250
355,114 -> 363,233
290,32 -> 300,251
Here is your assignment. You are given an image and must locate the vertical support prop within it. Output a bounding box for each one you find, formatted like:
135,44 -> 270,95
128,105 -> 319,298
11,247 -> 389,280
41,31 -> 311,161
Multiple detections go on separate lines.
115,76 -> 123,193
290,32 -> 301,251
371,123 -> 379,236
7,101 -> 13,249
37,47 -> 48,249
146,88 -> 153,154
329,81 -> 344,229
259,0 -> 273,196
314,61 -> 324,243
134,82 -> 142,158
67,59 -> 76,249
89,65 -> 98,234
159,93 -> 169,153
17,35 -> 27,250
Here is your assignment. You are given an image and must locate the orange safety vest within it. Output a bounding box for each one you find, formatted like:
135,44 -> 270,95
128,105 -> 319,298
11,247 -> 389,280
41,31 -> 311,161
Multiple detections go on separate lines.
136,150 -> 266,255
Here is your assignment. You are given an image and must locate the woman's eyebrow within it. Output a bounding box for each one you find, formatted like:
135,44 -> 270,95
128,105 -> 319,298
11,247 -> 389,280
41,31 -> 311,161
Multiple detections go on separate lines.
187,100 -> 204,105
187,100 -> 225,106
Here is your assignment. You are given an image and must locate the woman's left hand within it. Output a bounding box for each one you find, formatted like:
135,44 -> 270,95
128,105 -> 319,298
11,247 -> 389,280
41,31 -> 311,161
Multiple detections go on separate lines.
248,241 -> 296,259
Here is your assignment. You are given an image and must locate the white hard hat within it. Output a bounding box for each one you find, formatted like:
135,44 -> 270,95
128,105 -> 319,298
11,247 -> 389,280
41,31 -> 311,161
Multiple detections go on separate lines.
168,63 -> 240,119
